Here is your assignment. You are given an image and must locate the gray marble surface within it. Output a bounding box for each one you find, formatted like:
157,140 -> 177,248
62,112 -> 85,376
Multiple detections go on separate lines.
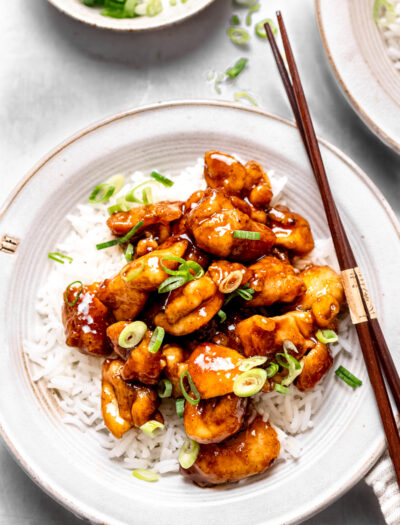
1,0 -> 399,523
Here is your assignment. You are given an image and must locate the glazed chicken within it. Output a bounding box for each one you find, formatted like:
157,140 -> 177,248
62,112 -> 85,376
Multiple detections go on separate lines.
101,359 -> 161,438
268,205 -> 314,255
181,416 -> 280,486
296,342 -> 333,392
62,282 -> 111,356
161,344 -> 189,397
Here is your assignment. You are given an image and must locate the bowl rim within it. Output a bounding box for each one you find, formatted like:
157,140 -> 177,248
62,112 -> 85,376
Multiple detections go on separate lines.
1,99 -> 399,524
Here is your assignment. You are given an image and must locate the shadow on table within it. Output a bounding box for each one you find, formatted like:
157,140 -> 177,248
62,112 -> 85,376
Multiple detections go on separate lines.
37,0 -> 230,67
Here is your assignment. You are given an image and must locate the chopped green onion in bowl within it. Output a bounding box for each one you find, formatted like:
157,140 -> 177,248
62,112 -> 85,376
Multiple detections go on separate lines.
233,368 -> 267,397
132,469 -> 159,482
227,27 -> 251,45
158,379 -> 173,398
140,420 -> 165,437
373,0 -> 396,26
176,398 -> 185,418
255,18 -> 277,39
48,252 -> 73,264
238,356 -> 267,372
178,438 -> 200,469
148,326 -> 165,354
118,321 -> 147,349
335,366 -> 363,389
316,329 -> 339,344
180,371 -> 201,405
150,171 -> 174,187
226,58 -> 248,79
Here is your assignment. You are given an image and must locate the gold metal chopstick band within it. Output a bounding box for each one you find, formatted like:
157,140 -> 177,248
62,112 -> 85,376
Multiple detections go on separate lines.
341,267 -> 377,324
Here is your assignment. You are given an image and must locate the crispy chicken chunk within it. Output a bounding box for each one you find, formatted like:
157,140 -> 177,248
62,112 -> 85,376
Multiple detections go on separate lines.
62,282 -> 111,356
184,394 -> 248,444
268,205 -> 314,255
106,321 -> 130,360
296,265 -> 345,327
204,151 -> 273,208
101,359 -> 160,438
161,344 -> 189,397
244,256 -> 305,306
154,275 -> 224,336
187,343 -> 243,399
122,329 -> 167,385
107,201 -> 183,236
186,189 -> 275,262
136,224 -> 171,257
97,238 -> 188,320
180,416 -> 280,486
296,342 -> 333,391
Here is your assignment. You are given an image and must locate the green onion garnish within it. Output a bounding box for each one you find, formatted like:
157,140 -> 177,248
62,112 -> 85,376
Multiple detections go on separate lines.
120,262 -> 144,282
140,420 -> 165,437
234,91 -> 258,106
180,371 -> 201,405
150,170 -> 174,187
233,230 -> 261,240
238,356 -> 267,372
231,14 -> 240,25
88,183 -> 115,204
160,256 -> 191,276
227,27 -> 250,45
246,3 -> 259,25
96,220 -> 144,250
176,398 -> 185,418
148,326 -> 165,354
124,243 -> 134,263
142,186 -> 153,206
158,276 -> 187,294
225,284 -> 255,304
108,196 -> 131,215
106,174 -> 125,194
118,321 -> 147,349
158,379 -> 173,399
214,73 -> 225,94
233,368 -> 267,397
158,258 -> 204,293
335,366 -> 363,389
255,18 -> 277,39
48,252 -> 73,264
275,344 -> 303,387
225,58 -> 248,79
178,438 -> 200,469
266,362 -> 279,378
132,469 -> 159,482
125,180 -> 158,204
274,383 -> 291,395
373,0 -> 396,26
64,281 -> 83,307
217,310 -> 227,323
316,329 -> 339,344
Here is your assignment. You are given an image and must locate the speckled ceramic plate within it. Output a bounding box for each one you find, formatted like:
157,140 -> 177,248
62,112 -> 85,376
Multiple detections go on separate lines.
316,0 -> 400,154
47,0 -> 216,31
0,101 -> 399,525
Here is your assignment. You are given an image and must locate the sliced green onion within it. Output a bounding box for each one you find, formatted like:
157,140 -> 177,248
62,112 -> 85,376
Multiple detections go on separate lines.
124,243 -> 134,263
142,186 -> 153,206
64,281 -> 83,307
373,0 -> 396,26
266,362 -> 279,378
176,398 -> 185,418
145,0 -> 163,16
276,345 -> 303,387
158,379 -> 173,398
226,58 -> 248,79
236,286 -> 255,300
274,383 -> 291,395
108,196 -> 131,215
239,356 -> 267,372
120,262 -> 145,282
234,91 -> 258,106
140,420 -> 165,437
227,27 -> 250,45
88,183 -> 115,204
214,73 -> 225,94
118,321 -> 147,349
48,252 -> 73,264
106,174 -> 125,194
180,371 -> 201,405
233,368 -> 267,397
246,3 -> 259,25
185,261 -> 205,280
283,340 -> 299,354
132,469 -> 159,482
96,220 -> 144,250
255,18 -> 277,39
316,329 -> 339,344
148,327 -> 165,354
233,230 -> 261,240
158,275 -> 187,294
231,14 -> 240,25
335,366 -> 362,388
150,171 -> 174,187
178,438 -> 200,469
124,0 -> 139,17
125,180 -> 158,203
160,256 -> 190,276
217,310 -> 227,323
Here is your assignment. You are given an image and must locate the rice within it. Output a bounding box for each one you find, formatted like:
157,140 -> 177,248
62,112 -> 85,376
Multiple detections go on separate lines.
24,157 -> 351,474
377,1 -> 400,71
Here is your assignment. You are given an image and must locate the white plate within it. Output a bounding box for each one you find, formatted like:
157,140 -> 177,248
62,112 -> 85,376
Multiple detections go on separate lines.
47,0 -> 216,31
316,0 -> 400,154
0,101 -> 399,525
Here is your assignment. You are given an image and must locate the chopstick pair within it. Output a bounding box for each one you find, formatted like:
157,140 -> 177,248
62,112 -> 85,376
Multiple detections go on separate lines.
265,13 -> 400,486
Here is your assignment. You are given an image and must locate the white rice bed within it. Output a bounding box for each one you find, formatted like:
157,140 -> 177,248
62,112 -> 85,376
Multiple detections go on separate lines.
379,1 -> 400,71
24,158 -> 352,473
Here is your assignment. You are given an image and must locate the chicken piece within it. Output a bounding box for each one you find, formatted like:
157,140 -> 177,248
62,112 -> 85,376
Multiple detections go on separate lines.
184,394 -> 248,444
107,201 -> 183,236
186,189 -> 275,262
106,321 -> 130,360
136,224 -> 171,257
268,205 -> 314,255
180,416 -> 280,486
204,151 -> 273,209
296,342 -> 333,391
161,344 -> 189,397
122,329 -> 167,385
236,311 -> 315,358
244,256 -> 305,307
207,260 -> 247,293
101,359 -> 160,438
296,265 -> 345,327
187,343 -> 243,399
62,282 -> 111,356
97,238 -> 188,320
154,275 -> 224,336
211,310 -> 248,351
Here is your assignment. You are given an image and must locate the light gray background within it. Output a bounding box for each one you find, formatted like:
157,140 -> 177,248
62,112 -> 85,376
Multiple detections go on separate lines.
1,0 -> 399,523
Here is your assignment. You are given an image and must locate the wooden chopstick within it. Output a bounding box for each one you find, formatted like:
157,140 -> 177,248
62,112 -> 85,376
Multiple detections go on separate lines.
265,13 -> 400,486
